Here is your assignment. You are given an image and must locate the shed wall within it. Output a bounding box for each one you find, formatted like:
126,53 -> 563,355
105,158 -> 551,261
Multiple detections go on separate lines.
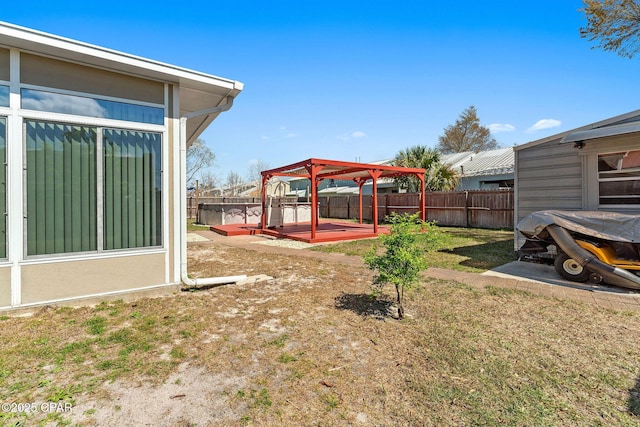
515,140 -> 583,249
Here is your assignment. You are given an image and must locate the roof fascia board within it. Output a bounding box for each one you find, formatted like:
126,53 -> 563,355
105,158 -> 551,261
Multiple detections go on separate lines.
0,21 -> 243,92
559,120 -> 640,143
514,109 -> 640,152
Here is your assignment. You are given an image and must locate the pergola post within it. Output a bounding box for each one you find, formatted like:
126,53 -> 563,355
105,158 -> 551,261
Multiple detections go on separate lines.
368,170 -> 382,234
260,174 -> 270,231
353,177 -> 367,224
306,164 -> 324,240
418,173 -> 426,221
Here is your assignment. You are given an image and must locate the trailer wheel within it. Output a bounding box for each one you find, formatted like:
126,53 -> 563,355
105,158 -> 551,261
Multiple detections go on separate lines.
554,253 -> 590,282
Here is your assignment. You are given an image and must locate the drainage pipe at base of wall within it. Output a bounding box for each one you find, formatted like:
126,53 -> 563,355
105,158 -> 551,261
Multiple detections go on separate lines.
179,96 -> 246,288
546,224 -> 640,290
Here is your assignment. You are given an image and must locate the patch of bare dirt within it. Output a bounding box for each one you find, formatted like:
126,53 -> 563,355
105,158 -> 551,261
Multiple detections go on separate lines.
6,233 -> 639,426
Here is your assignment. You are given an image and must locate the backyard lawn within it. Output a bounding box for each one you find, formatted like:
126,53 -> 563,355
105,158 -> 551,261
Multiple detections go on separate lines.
0,227 -> 639,426
312,226 -> 516,272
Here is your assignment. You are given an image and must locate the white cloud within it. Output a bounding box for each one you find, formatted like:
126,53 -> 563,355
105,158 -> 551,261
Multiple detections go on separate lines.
261,135 -> 270,140
337,131 -> 367,141
285,133 -> 298,138
489,123 -> 515,133
527,119 -> 562,132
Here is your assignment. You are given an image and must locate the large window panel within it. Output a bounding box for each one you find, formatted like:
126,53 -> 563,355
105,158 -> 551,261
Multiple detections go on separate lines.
21,89 -> 164,125
0,117 -> 5,259
25,121 -> 97,255
0,86 -> 8,107
103,129 -> 162,250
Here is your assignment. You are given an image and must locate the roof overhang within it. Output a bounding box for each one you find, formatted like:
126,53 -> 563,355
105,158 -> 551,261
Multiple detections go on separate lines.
0,21 -> 243,143
559,120 -> 640,144
514,109 -> 640,152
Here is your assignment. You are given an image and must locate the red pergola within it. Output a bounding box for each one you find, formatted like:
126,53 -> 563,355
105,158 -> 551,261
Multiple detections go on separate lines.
260,158 -> 426,240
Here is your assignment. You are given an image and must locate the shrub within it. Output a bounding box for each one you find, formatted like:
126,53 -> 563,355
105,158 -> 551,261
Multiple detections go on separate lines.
364,213 -> 439,319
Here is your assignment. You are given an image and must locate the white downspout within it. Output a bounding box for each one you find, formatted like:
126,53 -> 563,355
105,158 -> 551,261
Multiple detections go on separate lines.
179,97 -> 246,287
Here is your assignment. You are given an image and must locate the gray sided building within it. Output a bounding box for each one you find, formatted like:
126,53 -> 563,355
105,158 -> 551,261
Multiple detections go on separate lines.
514,110 -> 640,249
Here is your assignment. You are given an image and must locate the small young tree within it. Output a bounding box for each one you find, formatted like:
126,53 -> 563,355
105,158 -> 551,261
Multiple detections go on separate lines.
364,213 -> 441,319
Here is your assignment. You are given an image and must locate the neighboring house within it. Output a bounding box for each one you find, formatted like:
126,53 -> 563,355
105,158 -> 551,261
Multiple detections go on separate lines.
286,159 -> 404,197
285,150 -> 515,196
513,109 -> 640,249
442,148 -> 514,190
0,22 -> 242,309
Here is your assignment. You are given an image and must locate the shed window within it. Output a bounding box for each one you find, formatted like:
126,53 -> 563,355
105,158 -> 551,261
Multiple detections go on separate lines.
598,150 -> 640,206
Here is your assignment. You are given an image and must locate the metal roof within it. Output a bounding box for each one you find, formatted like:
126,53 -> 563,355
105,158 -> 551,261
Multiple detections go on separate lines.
442,148 -> 514,177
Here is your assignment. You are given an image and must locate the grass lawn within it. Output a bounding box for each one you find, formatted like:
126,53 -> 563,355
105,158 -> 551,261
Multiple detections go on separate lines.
312,226 -> 516,272
1,227 -> 639,426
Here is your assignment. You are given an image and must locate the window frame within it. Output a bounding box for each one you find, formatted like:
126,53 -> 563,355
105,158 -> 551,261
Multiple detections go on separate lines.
19,85 -> 167,260
21,86 -> 164,125
0,116 -> 6,259
597,149 -> 640,208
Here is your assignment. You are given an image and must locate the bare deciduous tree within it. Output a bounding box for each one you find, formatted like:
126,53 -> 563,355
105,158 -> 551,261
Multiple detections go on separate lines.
437,106 -> 498,154
186,139 -> 215,186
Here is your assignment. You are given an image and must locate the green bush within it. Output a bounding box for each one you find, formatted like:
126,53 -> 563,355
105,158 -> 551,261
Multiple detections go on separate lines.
364,213 -> 440,319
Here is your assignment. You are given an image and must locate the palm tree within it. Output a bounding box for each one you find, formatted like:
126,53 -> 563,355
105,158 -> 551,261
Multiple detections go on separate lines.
392,145 -> 458,192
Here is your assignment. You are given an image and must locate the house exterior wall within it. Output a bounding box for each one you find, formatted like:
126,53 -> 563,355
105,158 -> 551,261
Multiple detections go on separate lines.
0,48 -> 8,80
0,22 -> 241,310
1,45 -> 173,309
457,173 -> 514,190
20,253 -> 166,304
0,268 -> 10,307
20,53 -> 164,104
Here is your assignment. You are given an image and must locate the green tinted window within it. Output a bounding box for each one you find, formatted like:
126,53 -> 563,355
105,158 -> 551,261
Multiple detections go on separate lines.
25,120 -> 97,255
103,129 -> 162,249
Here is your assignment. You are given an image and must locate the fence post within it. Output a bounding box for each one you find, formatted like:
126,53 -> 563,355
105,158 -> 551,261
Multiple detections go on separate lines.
327,196 -> 330,219
384,194 -> 389,219
465,191 -> 469,228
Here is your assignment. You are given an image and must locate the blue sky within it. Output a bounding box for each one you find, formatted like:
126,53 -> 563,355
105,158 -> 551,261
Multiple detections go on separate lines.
5,1 -> 640,182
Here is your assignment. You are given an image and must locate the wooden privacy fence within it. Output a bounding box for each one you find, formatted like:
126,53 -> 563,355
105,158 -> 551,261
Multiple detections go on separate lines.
189,190 -> 514,229
319,189 -> 513,229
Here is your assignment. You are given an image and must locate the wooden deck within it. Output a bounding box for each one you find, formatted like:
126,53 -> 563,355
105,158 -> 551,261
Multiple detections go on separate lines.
210,220 -> 389,243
